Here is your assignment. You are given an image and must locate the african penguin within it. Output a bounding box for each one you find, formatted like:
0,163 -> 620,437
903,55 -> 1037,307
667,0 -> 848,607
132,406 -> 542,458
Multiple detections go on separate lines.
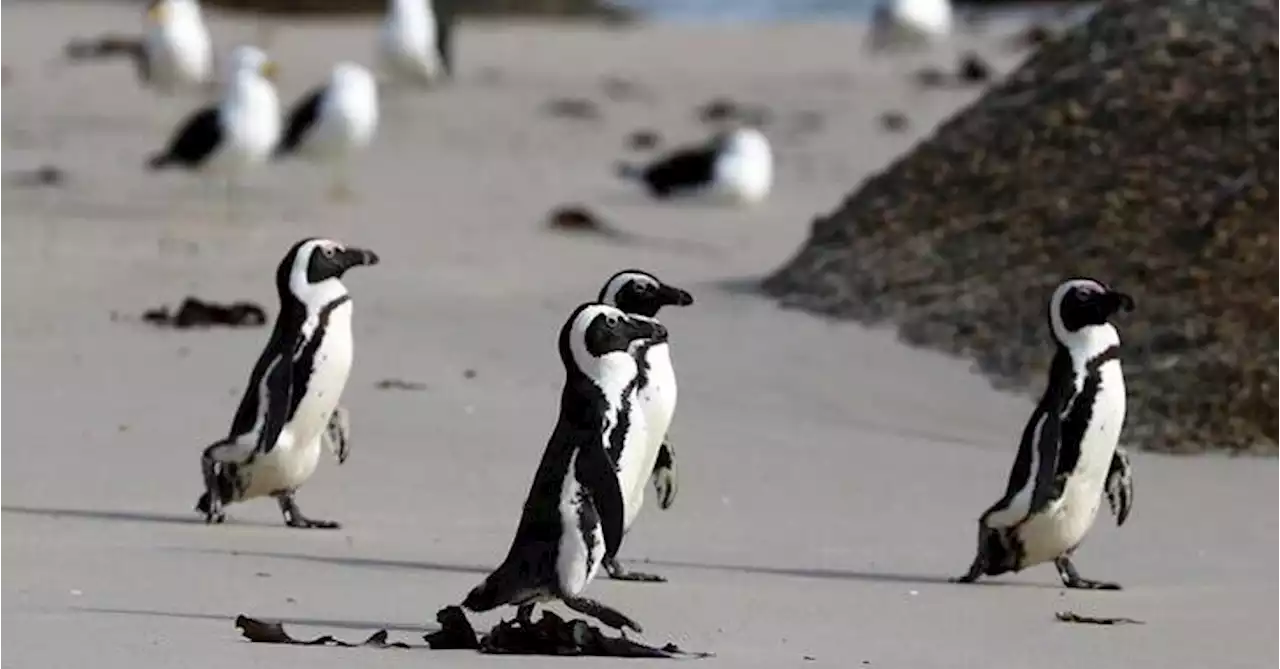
616,125 -> 773,205
595,269 -> 694,583
196,238 -> 379,529
379,0 -> 454,87
276,61 -> 380,202
952,277 -> 1136,589
461,303 -> 671,633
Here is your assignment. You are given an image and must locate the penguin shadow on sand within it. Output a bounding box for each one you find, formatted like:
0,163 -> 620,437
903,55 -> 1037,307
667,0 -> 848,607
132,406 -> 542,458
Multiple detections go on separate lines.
71,606 -> 439,635
0,504 -> 279,528
169,546 -> 493,578
636,558 -> 1062,589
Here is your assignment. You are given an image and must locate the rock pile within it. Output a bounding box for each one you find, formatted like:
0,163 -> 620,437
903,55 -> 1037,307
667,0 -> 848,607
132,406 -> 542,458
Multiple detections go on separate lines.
763,0 -> 1278,455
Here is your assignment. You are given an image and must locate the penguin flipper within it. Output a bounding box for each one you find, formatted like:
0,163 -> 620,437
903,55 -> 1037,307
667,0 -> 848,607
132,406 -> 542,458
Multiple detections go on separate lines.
574,438 -> 625,560
323,405 -> 351,464
1105,447 -> 1133,526
651,439 -> 678,510
256,354 -> 295,455
1027,375 -> 1070,517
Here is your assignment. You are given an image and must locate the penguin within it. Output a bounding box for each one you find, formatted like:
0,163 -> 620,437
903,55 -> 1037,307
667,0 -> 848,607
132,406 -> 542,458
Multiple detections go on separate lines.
196,238 -> 380,529
379,0 -> 454,87
461,303 -> 672,633
616,125 -> 774,205
275,61 -> 380,202
951,277 -> 1136,589
595,269 -> 694,583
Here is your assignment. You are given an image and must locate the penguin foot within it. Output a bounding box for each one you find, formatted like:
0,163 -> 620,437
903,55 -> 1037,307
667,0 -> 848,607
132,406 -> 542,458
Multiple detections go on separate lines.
276,494 -> 341,530
1055,556 -> 1121,590
562,596 -> 643,634
603,557 -> 666,583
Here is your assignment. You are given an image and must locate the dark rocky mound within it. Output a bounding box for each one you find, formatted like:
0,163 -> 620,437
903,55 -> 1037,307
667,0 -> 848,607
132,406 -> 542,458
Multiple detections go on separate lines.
762,0 -> 1278,455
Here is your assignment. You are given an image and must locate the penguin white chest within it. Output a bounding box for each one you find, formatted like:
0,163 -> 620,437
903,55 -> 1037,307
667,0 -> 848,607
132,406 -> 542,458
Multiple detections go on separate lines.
291,302 -> 355,442
1019,362 -> 1126,565
556,454 -> 606,597
617,344 -> 677,527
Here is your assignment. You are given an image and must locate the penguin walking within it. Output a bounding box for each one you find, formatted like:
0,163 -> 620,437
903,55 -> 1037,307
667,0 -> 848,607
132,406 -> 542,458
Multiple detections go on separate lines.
462,303 -> 672,633
616,125 -> 774,205
196,238 -> 380,529
952,278 -> 1136,589
595,270 -> 694,583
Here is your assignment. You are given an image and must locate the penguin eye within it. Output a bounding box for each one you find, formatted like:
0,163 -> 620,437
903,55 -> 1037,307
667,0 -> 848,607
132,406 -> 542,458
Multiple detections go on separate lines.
637,283 -> 654,293
605,316 -> 620,328
322,247 -> 336,258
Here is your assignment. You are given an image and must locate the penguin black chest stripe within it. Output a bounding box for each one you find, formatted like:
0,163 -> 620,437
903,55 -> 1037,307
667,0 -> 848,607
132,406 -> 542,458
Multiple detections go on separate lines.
605,342 -> 653,464
286,294 -> 352,419
1056,345 -> 1121,476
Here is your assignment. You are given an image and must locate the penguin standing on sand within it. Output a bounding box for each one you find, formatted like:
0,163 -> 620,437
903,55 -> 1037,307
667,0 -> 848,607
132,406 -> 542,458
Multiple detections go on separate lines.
462,303 -> 672,633
952,277 -> 1136,589
616,125 -> 774,205
196,238 -> 380,529
595,270 -> 694,583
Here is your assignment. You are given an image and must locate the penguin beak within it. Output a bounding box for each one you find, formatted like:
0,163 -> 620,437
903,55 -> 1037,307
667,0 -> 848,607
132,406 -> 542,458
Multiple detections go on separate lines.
340,247 -> 379,270
658,284 -> 695,308
1106,290 -> 1136,315
624,316 -> 668,344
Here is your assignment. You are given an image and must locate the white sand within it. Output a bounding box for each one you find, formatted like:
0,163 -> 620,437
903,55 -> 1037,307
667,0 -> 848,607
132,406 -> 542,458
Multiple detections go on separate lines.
2,3 -> 1276,667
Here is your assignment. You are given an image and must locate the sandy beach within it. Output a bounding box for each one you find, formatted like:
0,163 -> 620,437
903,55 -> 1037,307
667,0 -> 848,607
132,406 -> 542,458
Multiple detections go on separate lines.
2,2 -> 1276,667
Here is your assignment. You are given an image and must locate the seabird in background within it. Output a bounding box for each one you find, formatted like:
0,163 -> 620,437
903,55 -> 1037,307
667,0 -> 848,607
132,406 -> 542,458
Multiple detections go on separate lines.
379,0 -> 454,87
64,0 -> 213,94
867,0 -> 953,52
275,62 -> 380,202
616,125 -> 774,205
146,45 -> 282,223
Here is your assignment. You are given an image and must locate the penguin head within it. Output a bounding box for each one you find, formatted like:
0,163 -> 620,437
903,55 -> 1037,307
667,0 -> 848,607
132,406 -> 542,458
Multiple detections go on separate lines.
1048,277 -> 1135,344
559,303 -> 668,382
597,270 -> 694,318
277,237 -> 379,308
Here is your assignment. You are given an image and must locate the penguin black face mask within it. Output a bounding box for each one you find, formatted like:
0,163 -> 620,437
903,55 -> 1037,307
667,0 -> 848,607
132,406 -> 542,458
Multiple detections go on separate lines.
306,245 -> 380,283
1057,281 -> 1136,332
582,312 -> 669,358
601,270 -> 695,318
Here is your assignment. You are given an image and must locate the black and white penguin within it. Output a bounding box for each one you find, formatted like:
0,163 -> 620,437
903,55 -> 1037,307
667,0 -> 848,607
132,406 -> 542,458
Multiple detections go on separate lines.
276,62 -> 380,201
196,237 -> 380,529
379,0 -> 454,87
616,126 -> 774,205
461,303 -> 672,632
952,277 -> 1136,589
595,269 -> 694,583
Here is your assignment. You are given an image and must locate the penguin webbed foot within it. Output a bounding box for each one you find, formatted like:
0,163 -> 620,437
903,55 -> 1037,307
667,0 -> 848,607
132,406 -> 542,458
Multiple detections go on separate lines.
199,446 -> 229,525
275,493 -> 341,530
603,556 -> 666,583
1054,556 -> 1121,591
561,596 -> 643,634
